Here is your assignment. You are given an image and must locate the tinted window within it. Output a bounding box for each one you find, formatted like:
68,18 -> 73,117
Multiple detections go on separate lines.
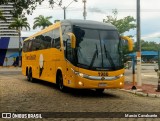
53,28 -> 60,49
23,28 -> 61,52
23,41 -> 29,52
61,25 -> 72,59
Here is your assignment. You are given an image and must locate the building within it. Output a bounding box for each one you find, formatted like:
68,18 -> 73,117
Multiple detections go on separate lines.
0,3 -> 18,36
128,51 -> 158,63
0,3 -> 25,66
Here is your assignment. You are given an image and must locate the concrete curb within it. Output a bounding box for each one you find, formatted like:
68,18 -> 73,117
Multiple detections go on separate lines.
120,89 -> 160,98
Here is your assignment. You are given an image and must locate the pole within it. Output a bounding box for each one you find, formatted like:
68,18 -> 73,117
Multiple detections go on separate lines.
18,30 -> 21,67
136,0 -> 142,86
132,56 -> 137,90
64,7 -> 66,19
82,0 -> 87,20
158,51 -> 160,70
157,51 -> 160,92
63,0 -> 78,20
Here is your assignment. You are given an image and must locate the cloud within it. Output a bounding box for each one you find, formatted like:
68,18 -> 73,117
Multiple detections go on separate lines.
88,7 -> 106,14
141,32 -> 160,43
21,0 -> 160,44
142,32 -> 160,39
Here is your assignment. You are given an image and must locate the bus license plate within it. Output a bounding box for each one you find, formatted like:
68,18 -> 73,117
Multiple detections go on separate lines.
98,83 -> 107,87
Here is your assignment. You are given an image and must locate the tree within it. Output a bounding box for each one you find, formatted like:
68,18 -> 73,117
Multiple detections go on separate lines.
33,15 -> 52,29
134,40 -> 160,51
103,9 -> 136,55
9,16 -> 30,66
103,9 -> 136,35
9,17 -> 30,31
0,10 -> 6,21
0,0 -> 60,17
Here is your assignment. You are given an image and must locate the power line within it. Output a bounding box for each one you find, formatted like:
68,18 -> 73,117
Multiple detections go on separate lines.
36,6 -> 160,12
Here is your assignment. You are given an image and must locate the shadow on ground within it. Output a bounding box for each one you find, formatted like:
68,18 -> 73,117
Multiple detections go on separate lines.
23,78 -> 120,99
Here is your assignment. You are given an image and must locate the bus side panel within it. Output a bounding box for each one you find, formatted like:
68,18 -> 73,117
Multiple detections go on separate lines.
63,61 -> 77,88
22,49 -> 57,83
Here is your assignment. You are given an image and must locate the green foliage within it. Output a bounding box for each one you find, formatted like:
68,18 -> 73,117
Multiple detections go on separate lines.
134,40 -> 160,51
33,15 -> 52,29
103,9 -> 136,35
103,9 -> 136,55
9,16 -> 30,31
0,0 -> 58,17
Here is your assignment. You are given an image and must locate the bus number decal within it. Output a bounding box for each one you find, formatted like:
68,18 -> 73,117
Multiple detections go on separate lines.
98,72 -> 108,76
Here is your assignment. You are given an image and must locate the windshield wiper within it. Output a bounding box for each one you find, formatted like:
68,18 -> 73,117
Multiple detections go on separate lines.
89,44 -> 98,69
104,45 -> 115,70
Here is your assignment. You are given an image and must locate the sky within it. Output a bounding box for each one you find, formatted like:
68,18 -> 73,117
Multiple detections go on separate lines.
22,0 -> 160,43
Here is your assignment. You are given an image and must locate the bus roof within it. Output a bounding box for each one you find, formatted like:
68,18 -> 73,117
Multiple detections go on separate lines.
24,19 -> 117,42
61,19 -> 117,30
24,22 -> 61,42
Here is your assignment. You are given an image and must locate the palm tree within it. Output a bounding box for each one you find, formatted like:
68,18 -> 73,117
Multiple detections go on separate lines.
33,15 -> 52,29
9,16 -> 30,66
0,10 -> 6,21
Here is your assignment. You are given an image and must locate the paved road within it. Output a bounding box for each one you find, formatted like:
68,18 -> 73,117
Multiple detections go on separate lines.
0,68 -> 160,121
125,65 -> 158,85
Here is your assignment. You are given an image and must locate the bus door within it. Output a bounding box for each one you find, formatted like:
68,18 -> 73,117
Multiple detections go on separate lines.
65,36 -> 75,84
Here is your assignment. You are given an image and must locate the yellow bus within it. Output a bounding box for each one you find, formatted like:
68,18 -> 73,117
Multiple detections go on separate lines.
22,19 -> 133,93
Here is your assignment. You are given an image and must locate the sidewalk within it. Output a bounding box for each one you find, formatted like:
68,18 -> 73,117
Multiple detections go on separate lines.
121,81 -> 160,98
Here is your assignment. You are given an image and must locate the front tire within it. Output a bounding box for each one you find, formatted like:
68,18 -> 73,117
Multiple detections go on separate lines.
57,72 -> 66,92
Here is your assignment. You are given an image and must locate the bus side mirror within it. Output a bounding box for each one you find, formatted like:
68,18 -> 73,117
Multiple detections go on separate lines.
121,36 -> 133,51
67,33 -> 76,48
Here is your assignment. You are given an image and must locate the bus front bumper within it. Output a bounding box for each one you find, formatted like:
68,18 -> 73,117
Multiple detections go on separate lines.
72,75 -> 124,89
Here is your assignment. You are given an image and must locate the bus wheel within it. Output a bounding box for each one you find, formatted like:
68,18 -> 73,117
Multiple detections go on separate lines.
28,69 -> 34,82
96,89 -> 105,93
57,73 -> 65,92
27,71 -> 30,81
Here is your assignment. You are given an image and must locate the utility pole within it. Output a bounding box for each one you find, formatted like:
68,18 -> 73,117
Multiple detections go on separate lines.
50,0 -> 78,20
82,0 -> 87,20
63,7 -> 66,19
136,0 -> 142,86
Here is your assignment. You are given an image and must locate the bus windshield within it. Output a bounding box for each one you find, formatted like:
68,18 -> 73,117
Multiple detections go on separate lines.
73,26 -> 123,71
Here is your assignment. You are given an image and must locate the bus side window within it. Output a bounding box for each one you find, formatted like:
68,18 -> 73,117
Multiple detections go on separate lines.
44,36 -> 52,48
61,25 -> 72,55
66,37 -> 74,62
34,39 -> 41,50
23,41 -> 28,52
36,35 -> 45,50
43,31 -> 53,49
53,28 -> 60,49
28,40 -> 33,51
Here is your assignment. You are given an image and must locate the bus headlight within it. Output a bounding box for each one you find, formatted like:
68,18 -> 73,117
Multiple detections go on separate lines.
116,74 -> 123,78
71,68 -> 89,78
79,73 -> 84,77
78,73 -> 88,78
71,68 -> 124,81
